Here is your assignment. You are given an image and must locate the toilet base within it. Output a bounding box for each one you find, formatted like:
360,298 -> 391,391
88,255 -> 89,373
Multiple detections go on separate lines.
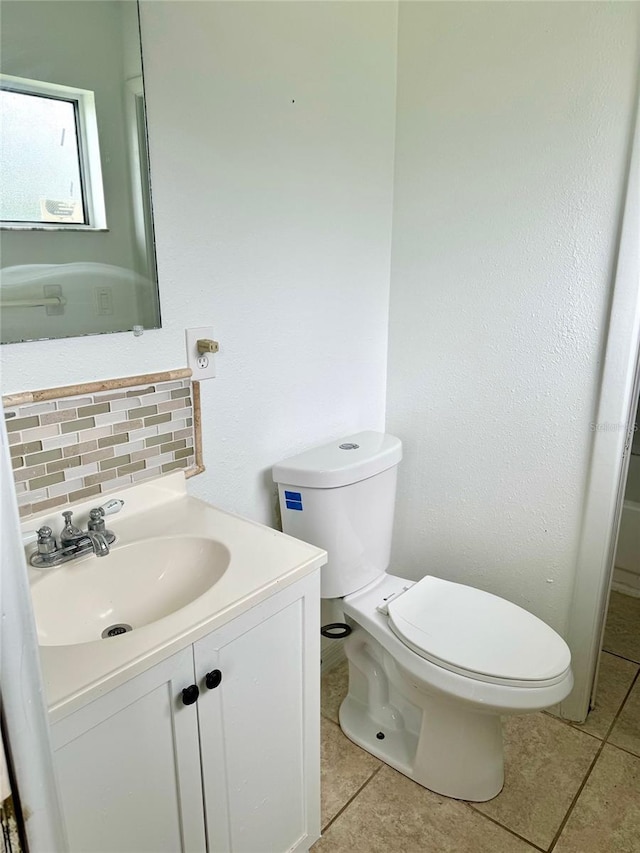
340,632 -> 505,802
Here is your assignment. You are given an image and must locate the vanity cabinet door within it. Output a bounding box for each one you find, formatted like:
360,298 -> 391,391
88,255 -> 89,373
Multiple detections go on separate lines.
51,647 -> 207,853
194,573 -> 321,853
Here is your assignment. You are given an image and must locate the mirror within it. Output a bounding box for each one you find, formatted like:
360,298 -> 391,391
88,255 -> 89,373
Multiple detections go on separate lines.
0,0 -> 161,344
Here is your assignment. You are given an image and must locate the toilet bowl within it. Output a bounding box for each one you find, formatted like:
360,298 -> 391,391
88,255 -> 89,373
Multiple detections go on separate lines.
339,572 -> 572,800
273,432 -> 574,802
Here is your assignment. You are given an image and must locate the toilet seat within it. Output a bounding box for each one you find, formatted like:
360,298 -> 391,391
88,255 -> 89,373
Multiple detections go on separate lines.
387,576 -> 571,688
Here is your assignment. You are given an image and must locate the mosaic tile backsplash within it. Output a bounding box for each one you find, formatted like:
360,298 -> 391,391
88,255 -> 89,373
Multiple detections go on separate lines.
5,376 -> 197,519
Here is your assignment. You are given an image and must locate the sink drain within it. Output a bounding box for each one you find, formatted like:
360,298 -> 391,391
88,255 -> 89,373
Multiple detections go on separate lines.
101,623 -> 132,639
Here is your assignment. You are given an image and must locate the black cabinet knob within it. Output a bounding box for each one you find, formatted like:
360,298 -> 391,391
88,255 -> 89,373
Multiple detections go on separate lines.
205,669 -> 222,690
181,684 -> 200,705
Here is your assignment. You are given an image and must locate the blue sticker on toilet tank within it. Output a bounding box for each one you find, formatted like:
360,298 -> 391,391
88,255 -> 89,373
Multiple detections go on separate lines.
284,491 -> 303,510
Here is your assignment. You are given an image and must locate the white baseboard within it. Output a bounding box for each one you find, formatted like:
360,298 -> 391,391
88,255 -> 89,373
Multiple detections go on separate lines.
612,566 -> 640,598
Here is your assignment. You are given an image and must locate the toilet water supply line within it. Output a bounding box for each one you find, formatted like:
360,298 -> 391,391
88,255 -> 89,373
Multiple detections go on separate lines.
320,622 -> 352,639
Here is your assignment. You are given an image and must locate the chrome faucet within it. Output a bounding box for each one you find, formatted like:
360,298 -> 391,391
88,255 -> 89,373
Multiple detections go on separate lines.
85,530 -> 111,558
29,501 -> 123,569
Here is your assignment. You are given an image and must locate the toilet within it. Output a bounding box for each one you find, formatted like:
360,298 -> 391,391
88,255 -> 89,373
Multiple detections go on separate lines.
273,431 -> 573,802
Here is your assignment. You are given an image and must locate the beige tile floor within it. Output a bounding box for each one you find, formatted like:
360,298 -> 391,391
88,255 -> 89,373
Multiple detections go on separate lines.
313,592 -> 640,852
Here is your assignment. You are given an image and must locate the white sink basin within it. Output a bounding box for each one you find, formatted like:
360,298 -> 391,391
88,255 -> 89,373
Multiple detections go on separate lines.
31,536 -> 231,646
23,473 -> 327,717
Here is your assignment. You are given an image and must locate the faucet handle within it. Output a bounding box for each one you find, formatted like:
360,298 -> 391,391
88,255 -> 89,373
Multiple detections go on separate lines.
88,501 -> 121,545
100,498 -> 124,516
36,526 -> 57,557
88,507 -> 106,534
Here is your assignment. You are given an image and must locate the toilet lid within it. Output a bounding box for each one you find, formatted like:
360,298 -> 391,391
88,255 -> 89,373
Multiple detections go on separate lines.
387,576 -> 571,684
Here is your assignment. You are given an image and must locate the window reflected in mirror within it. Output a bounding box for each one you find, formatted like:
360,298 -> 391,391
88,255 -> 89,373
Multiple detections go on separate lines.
0,0 -> 161,344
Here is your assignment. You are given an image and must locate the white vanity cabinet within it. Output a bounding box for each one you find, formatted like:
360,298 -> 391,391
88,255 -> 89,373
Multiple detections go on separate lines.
51,646 -> 206,853
50,572 -> 320,853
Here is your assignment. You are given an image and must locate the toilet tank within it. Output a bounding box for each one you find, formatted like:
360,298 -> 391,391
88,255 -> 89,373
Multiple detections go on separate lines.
272,432 -> 403,598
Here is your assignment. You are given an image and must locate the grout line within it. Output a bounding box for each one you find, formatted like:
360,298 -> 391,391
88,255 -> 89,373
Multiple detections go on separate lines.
604,739 -> 640,762
601,668 -> 639,743
320,764 -> 383,835
546,669 -> 640,852
541,709 -> 604,741
324,709 -> 542,852
600,648 -> 640,666
318,640 -> 640,849
546,740 -> 607,852
543,649 -> 639,736
464,804 -> 546,852
600,668 -> 640,762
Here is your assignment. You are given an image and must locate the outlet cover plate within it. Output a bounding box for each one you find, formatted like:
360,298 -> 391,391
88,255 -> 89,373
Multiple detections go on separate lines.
186,327 -> 217,380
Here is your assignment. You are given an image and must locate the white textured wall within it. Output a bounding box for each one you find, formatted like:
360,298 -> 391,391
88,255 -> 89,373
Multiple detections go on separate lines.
1,1 -> 397,525
3,1 -> 638,638
387,2 -> 640,632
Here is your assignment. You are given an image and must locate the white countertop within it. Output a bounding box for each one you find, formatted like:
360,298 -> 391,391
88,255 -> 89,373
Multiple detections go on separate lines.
24,473 -> 327,723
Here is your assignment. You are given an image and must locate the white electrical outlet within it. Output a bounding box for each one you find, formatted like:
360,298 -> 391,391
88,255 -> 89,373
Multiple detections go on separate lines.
95,286 -> 113,316
186,327 -> 217,380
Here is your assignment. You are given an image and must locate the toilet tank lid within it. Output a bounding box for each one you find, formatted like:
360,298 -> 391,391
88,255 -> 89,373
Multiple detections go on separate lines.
272,431 -> 402,489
